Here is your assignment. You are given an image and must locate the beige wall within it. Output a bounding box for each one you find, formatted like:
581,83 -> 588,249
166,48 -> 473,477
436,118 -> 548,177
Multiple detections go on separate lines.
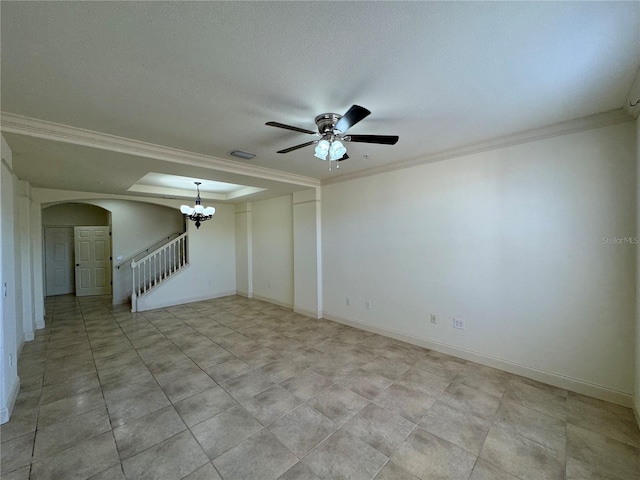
42,203 -> 110,226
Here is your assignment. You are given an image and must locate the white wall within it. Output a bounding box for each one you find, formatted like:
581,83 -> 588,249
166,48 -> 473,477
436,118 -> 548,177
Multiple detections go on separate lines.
636,116 -> 640,422
30,203 -> 45,331
235,191 -> 321,316
322,121 -> 636,405
293,189 -> 322,317
12,175 -> 23,354
17,182 -> 35,342
251,195 -> 294,307
91,199 -> 183,263
235,203 -> 252,297
1,136 -> 19,423
136,204 -> 236,310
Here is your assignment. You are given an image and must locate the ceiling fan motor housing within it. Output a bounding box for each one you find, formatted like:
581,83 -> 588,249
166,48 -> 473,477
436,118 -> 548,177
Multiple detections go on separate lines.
315,113 -> 342,136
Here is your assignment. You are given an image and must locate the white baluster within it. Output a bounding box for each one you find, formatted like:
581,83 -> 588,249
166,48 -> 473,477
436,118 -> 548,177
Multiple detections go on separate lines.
131,260 -> 137,312
129,233 -> 188,304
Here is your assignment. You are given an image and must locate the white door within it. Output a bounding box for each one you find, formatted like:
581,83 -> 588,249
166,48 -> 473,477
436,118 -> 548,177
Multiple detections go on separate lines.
44,227 -> 75,296
74,226 -> 112,296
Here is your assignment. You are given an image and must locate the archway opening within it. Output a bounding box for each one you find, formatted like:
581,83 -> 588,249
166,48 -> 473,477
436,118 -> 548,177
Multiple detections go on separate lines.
42,203 -> 112,297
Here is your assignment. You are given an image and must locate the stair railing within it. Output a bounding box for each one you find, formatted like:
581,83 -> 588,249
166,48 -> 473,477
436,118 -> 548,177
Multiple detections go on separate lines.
116,232 -> 182,270
131,232 -> 188,311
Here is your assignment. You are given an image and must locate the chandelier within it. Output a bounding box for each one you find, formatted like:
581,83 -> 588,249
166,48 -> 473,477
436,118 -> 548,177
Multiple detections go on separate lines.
180,182 -> 215,229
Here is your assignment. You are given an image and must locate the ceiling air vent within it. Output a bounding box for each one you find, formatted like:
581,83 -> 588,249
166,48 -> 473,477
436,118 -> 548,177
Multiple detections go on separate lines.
229,150 -> 256,160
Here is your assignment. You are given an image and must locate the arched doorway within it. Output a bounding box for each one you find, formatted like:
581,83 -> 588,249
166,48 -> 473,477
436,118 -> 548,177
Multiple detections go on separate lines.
42,203 -> 111,296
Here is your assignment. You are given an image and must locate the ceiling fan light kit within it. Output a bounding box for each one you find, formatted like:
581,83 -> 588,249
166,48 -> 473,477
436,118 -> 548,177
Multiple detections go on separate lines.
180,182 -> 215,229
314,139 -> 330,160
266,104 -> 399,171
329,140 -> 346,160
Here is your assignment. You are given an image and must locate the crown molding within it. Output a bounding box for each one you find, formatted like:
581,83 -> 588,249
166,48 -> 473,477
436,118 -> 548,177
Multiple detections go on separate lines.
32,187 -> 187,209
0,112 -> 320,188
323,108 -> 634,186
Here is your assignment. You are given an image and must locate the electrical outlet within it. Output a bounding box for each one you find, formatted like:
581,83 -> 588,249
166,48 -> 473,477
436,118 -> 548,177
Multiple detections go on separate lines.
453,318 -> 465,330
430,314 -> 437,324
268,282 -> 272,288
346,297 -> 351,306
9,354 -> 13,367
365,301 -> 371,310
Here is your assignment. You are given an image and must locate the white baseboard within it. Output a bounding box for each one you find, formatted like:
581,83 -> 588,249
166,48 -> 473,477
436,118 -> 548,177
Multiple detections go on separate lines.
136,290 -> 237,312
36,319 -> 45,329
252,294 -> 293,310
236,290 -> 253,299
634,396 -> 640,429
0,376 -> 21,425
323,312 -> 634,408
215,290 -> 241,300
294,306 -> 322,319
242,295 -> 318,318
23,332 -> 35,342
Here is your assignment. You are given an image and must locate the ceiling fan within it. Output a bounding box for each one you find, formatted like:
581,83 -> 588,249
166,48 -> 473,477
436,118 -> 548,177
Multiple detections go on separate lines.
266,105 -> 399,166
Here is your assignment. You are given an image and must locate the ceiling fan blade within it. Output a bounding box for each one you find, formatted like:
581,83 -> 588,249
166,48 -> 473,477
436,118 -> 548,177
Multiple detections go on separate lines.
335,153 -> 349,162
335,105 -> 371,133
277,140 -> 317,154
266,121 -> 316,135
345,134 -> 399,145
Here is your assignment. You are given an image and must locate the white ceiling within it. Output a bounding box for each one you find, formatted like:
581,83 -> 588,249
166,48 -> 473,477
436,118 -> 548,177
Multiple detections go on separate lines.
2,1 -> 639,201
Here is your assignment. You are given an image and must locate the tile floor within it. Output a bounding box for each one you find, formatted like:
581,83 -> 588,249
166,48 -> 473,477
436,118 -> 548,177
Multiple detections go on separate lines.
1,294 -> 639,480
